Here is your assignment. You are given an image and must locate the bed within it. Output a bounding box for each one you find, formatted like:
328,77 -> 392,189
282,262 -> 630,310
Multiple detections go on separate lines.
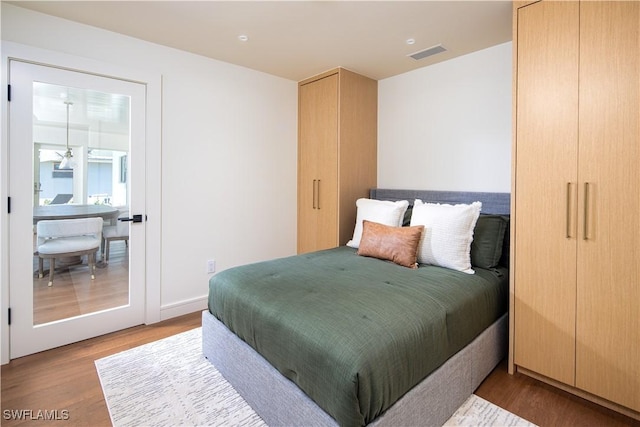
203,189 -> 510,427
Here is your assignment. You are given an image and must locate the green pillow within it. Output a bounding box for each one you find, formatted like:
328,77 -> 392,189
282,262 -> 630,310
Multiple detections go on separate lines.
471,215 -> 509,269
499,216 -> 510,268
402,206 -> 413,227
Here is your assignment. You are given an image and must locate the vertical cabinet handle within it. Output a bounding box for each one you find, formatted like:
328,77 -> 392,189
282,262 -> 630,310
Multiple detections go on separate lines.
566,182 -> 572,238
567,181 -> 593,240
583,182 -> 590,240
311,179 -> 321,209
312,180 -> 317,209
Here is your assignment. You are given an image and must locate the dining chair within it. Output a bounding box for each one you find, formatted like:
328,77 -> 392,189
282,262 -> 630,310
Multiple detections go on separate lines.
36,217 -> 103,287
101,209 -> 129,263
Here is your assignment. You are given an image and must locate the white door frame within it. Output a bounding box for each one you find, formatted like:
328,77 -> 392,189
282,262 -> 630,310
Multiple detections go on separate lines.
0,41 -> 162,364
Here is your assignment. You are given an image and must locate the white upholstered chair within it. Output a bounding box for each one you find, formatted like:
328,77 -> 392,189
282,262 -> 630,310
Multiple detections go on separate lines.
101,209 -> 129,263
36,217 -> 103,287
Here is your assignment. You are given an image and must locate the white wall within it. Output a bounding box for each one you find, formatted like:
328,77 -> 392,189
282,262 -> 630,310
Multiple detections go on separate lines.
1,4 -> 511,338
378,42 -> 512,192
1,4 -> 298,321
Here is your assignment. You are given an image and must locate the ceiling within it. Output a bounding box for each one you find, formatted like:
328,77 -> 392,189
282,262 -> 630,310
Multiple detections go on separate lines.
8,1 -> 513,81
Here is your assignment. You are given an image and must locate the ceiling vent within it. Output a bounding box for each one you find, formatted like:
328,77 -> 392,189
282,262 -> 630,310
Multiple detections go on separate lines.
408,44 -> 447,61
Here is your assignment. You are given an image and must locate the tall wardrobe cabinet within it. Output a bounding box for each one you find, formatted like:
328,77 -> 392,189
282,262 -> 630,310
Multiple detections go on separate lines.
511,0 -> 639,418
297,68 -> 377,254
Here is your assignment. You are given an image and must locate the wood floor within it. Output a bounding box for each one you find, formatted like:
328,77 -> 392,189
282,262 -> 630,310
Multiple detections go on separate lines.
475,361 -> 639,427
2,310 -> 638,427
1,312 -> 202,427
33,241 -> 128,325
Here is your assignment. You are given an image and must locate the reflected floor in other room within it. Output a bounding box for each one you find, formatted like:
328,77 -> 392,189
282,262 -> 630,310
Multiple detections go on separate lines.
33,241 -> 129,325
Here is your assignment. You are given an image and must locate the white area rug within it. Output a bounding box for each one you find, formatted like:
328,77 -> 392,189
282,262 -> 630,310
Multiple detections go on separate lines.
444,395 -> 536,427
96,328 -> 536,427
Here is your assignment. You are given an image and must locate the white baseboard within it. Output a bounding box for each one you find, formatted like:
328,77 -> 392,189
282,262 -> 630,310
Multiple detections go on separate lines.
160,296 -> 208,322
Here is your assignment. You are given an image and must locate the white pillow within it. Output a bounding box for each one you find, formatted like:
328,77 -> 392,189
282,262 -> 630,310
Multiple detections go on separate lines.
346,198 -> 409,249
410,200 -> 482,274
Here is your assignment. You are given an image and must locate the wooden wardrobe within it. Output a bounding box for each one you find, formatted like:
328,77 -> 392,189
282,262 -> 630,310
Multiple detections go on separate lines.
297,68 -> 377,254
510,0 -> 639,418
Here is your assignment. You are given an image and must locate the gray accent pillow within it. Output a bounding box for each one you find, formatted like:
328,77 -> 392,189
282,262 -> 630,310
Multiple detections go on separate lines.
471,215 -> 509,269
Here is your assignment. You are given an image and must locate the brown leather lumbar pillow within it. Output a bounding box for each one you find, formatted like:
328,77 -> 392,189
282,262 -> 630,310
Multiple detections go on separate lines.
357,220 -> 424,269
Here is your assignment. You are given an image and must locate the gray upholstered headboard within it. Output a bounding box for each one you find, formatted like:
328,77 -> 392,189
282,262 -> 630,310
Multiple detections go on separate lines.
369,188 -> 510,215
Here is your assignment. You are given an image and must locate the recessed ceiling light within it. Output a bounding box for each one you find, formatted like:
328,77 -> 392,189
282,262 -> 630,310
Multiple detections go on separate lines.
406,38 -> 416,45
238,35 -> 249,42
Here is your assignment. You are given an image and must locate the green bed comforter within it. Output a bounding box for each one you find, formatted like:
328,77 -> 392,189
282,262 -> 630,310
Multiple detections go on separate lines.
208,246 -> 508,427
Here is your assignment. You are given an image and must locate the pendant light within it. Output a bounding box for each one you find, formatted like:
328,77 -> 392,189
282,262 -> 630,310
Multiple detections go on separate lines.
59,100 -> 75,169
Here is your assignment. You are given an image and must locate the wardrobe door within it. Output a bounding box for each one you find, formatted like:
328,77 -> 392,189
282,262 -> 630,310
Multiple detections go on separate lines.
513,0 -> 579,386
576,1 -> 640,411
297,73 -> 338,254
313,74 -> 339,251
336,69 -> 378,246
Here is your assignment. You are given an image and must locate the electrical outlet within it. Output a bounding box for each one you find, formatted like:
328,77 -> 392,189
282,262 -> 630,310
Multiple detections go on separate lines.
207,259 -> 216,274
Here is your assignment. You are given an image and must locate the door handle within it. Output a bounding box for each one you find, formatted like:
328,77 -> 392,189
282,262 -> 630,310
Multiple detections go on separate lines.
312,180 -> 317,209
566,182 -> 572,238
311,179 -> 321,209
119,214 -> 144,223
583,182 -> 590,240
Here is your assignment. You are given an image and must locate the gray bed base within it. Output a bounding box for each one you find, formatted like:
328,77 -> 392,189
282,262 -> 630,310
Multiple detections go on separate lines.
202,188 -> 510,426
202,310 -> 507,427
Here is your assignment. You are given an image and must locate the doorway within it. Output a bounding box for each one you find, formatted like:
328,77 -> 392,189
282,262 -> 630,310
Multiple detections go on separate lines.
8,60 -> 147,358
